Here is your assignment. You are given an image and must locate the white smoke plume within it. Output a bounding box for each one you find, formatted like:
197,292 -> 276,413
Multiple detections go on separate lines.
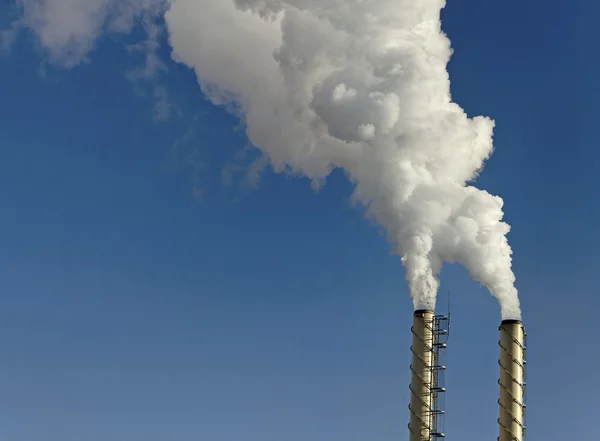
164,0 -> 521,320
5,0 -> 521,319
9,0 -> 166,67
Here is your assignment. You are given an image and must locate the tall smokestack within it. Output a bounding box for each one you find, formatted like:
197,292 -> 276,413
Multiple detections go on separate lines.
409,310 -> 435,441
498,320 -> 526,441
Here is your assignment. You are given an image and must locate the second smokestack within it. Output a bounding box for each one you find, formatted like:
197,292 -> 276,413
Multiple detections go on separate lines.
498,319 -> 526,441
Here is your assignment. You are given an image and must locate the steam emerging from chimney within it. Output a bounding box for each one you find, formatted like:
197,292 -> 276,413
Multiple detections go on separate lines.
5,0 -> 520,318
164,0 -> 520,320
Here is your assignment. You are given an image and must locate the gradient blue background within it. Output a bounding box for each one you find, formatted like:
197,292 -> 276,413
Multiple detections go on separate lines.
0,1 -> 595,440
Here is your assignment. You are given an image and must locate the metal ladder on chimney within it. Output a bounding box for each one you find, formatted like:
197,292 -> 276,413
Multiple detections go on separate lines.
430,313 -> 450,439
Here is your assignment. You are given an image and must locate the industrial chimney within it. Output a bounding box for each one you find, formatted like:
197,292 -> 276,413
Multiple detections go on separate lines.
498,319 -> 526,441
409,310 -> 434,441
408,310 -> 449,441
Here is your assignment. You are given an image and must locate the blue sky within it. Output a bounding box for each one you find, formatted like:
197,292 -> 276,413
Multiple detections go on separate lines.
0,1 -> 595,440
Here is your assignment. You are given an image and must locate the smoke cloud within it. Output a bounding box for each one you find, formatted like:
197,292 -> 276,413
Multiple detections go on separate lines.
5,0 -> 521,319
164,0 -> 521,320
9,0 -> 166,67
